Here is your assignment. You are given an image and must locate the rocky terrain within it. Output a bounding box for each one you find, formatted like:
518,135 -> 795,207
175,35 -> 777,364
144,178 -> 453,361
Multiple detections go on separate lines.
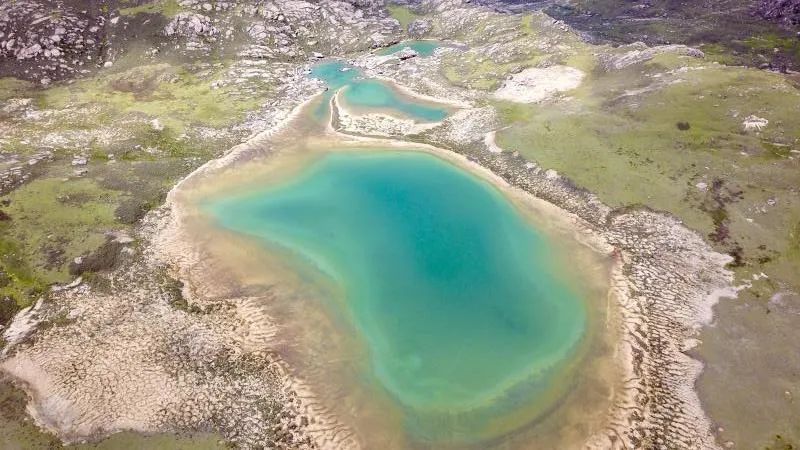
758,0 -> 800,27
0,0 -> 799,449
543,0 -> 800,71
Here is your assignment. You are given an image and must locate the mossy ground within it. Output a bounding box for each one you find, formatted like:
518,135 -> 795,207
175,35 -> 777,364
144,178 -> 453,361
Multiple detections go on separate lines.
0,78 -> 35,102
0,375 -> 62,450
495,54 -> 800,293
387,5 -> 421,29
0,175 -> 120,306
36,61 -> 266,132
119,0 -> 182,17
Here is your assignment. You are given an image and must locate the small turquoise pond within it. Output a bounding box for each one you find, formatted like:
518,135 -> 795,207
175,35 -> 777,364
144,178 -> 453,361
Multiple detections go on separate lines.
377,40 -> 440,57
207,151 -> 588,443
310,61 -> 448,122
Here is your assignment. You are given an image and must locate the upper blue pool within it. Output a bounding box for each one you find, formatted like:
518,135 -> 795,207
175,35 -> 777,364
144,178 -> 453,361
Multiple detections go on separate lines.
310,61 -> 449,123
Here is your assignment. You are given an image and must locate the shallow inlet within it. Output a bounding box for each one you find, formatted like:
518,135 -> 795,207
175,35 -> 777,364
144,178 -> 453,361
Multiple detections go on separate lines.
377,40 -> 441,57
309,61 -> 449,122
205,150 -> 591,444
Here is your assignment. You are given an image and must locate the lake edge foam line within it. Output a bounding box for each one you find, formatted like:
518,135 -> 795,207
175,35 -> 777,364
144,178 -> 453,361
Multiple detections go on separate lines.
154,59 -> 734,449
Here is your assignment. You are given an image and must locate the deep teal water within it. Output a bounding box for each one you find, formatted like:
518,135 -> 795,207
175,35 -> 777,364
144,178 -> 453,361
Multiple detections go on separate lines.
207,151 -> 587,442
310,61 -> 448,122
377,40 -> 440,57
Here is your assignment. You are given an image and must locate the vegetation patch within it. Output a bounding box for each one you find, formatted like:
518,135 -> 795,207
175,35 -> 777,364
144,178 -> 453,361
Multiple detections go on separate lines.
743,33 -> 800,62
0,177 -> 123,304
36,63 -> 265,131
496,53 -> 800,291
0,78 -> 34,102
119,0 -> 182,18
387,5 -> 421,29
698,44 -> 740,66
0,231 -> 46,312
439,13 -> 589,91
159,271 -> 203,314
0,375 -> 63,449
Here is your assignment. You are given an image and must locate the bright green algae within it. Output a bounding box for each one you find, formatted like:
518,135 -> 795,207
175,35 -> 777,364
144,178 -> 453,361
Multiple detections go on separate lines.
310,61 -> 448,122
206,151 -> 587,443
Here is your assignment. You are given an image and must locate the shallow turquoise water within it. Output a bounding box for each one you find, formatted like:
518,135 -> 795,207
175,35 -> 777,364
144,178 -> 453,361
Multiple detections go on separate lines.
310,61 -> 448,122
207,151 -> 587,442
377,40 -> 440,57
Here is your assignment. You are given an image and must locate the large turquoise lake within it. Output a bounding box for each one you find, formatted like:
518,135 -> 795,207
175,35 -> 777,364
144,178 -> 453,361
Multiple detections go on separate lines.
206,150 -> 588,443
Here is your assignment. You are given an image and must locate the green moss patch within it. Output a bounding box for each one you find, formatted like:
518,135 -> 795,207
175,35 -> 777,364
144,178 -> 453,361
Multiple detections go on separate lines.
0,375 -> 63,449
0,78 -> 34,102
387,5 -> 421,29
119,0 -> 182,18
0,176 -> 123,297
36,63 -> 264,132
743,34 -> 800,61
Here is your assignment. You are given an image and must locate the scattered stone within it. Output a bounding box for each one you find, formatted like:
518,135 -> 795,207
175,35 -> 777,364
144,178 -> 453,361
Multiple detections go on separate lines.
757,0 -> 800,27
396,47 -> 418,60
71,156 -> 88,166
493,66 -> 585,103
743,115 -> 769,131
604,43 -> 704,70
164,13 -> 219,39
408,19 -> 431,37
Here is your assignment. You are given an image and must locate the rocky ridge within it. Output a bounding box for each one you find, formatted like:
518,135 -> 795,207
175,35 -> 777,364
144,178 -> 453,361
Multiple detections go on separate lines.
757,0 -> 800,27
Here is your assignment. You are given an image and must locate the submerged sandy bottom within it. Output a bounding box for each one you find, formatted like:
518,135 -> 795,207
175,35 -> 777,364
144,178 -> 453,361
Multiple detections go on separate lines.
171,120 -> 622,448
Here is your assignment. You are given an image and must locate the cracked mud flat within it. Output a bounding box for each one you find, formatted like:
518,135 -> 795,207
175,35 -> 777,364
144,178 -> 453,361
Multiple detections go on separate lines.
0,0 -> 779,448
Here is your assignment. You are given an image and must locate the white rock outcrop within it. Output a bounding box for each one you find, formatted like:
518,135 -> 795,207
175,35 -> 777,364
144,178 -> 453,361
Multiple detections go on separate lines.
493,65 -> 585,103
